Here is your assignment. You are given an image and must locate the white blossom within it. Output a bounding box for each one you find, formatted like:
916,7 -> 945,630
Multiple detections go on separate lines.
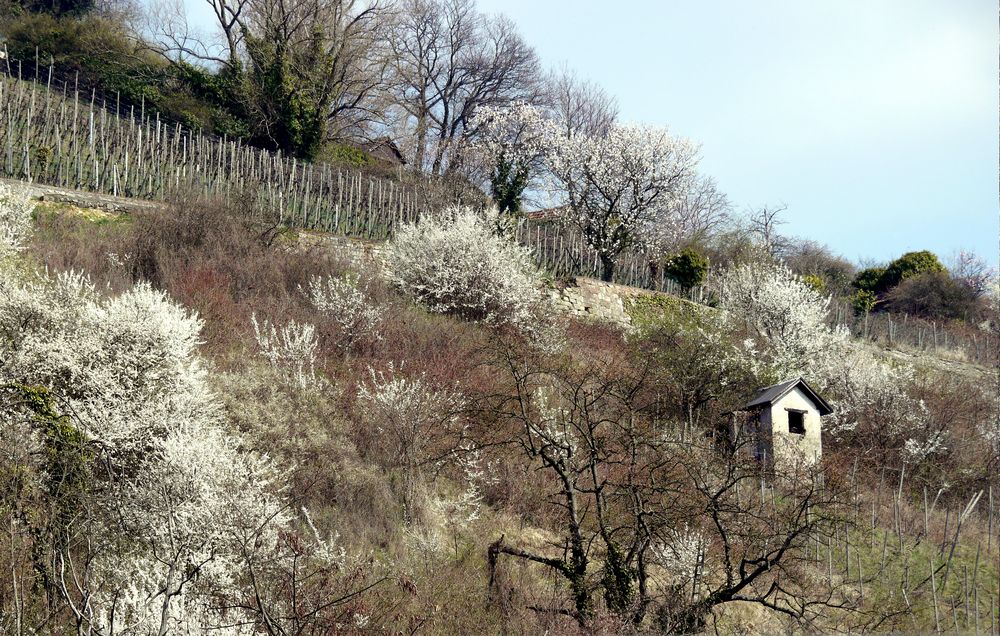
358,365 -> 462,451
251,314 -> 319,387
815,347 -> 927,442
652,525 -> 705,582
0,268 -> 290,633
468,102 -> 555,204
903,433 -> 947,464
385,205 -> 546,332
531,386 -> 577,460
0,182 -> 34,258
714,258 -> 845,377
305,273 -> 383,349
545,123 -> 701,278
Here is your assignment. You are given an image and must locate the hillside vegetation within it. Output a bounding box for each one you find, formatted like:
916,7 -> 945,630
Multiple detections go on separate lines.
1,1 -> 997,633
0,185 -> 995,634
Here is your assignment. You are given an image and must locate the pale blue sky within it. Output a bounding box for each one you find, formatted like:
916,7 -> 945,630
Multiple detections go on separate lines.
180,0 -> 999,266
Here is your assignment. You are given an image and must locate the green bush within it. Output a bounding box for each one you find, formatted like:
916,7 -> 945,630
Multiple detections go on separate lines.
663,248 -> 709,290
851,289 -> 878,315
13,0 -> 92,17
852,251 -> 947,298
318,143 -> 376,169
801,274 -> 825,293
881,250 -> 946,291
852,266 -> 887,293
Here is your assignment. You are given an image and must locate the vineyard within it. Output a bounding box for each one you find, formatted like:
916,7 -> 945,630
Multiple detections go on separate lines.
1,57 -> 995,366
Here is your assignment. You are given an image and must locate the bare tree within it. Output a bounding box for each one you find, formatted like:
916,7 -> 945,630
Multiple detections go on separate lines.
748,203 -> 789,255
545,65 -> 618,137
654,447 -> 853,633
389,0 -> 542,175
481,334 -> 856,632
646,174 -> 731,260
143,0 -> 238,67
144,0 -> 392,155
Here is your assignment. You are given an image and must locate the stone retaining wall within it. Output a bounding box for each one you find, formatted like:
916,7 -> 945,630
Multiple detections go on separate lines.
549,278 -> 662,327
3,177 -> 166,214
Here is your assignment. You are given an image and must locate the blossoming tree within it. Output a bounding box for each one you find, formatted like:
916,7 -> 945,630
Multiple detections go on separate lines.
468,102 -> 554,221
545,123 -> 701,281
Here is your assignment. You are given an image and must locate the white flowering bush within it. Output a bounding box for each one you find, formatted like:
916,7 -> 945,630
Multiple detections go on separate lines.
305,273 -> 382,349
358,366 -> 462,466
0,182 -> 34,258
714,258 -> 846,377
530,386 -> 578,460
357,366 -> 463,519
0,268 -> 290,633
251,314 -> 319,387
385,205 -> 546,331
713,258 -> 938,460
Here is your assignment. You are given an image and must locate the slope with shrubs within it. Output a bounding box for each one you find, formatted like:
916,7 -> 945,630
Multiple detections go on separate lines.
2,185 -> 999,634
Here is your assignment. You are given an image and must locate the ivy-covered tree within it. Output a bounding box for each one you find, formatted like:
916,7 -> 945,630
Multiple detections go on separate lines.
468,103 -> 552,223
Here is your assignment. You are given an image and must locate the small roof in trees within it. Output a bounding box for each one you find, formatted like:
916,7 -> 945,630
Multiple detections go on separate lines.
743,377 -> 833,416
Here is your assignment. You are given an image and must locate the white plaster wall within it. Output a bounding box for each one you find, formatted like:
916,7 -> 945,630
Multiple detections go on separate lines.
769,387 -> 823,467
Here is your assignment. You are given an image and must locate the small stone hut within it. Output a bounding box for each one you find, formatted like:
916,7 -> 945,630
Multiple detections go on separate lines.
736,377 -> 833,468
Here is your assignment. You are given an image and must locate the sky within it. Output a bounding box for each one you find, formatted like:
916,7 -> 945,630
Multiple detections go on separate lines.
180,0 -> 999,267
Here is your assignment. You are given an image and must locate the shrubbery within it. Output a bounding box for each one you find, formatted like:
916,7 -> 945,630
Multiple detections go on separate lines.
0,13 -> 249,138
0,182 -> 33,257
853,251 -> 947,296
663,248 -> 709,290
884,271 -> 982,321
385,206 -> 547,332
881,250 -> 947,290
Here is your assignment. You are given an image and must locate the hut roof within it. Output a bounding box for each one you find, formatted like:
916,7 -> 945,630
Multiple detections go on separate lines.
743,377 -> 833,416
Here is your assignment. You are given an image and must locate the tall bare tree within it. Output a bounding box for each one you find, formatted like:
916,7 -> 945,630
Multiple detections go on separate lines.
545,65 -> 618,137
389,0 -> 542,175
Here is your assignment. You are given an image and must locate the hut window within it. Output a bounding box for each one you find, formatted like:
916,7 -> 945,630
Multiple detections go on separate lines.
787,410 -> 805,435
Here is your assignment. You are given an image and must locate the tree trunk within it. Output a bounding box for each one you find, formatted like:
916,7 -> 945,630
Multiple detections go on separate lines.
600,255 -> 615,283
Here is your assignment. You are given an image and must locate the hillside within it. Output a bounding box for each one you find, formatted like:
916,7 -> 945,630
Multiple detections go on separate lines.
0,5 -> 995,632
0,185 -> 994,634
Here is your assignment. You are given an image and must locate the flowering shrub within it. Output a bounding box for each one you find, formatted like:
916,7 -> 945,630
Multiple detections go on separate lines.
305,273 -> 382,349
816,347 -> 933,460
385,206 -> 546,332
0,268 -> 289,632
531,385 -> 578,460
251,314 -> 319,387
357,365 -> 463,521
652,525 -> 705,582
0,182 -> 33,258
713,258 -> 935,461
714,258 -> 845,377
357,366 -> 462,470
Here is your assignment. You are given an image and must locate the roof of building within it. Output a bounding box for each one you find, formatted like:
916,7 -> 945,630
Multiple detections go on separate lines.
362,137 -> 407,166
525,205 -> 567,221
743,377 -> 833,416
